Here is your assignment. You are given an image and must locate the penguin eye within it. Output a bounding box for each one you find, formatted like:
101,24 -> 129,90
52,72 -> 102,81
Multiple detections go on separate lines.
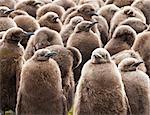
91,9 -> 94,12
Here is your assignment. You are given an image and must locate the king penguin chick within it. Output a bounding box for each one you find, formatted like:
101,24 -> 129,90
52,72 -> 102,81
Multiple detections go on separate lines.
0,6 -> 17,32
132,30 -> 150,77
105,25 -> 136,56
0,27 -> 31,112
16,49 -> 67,115
46,45 -> 82,111
52,0 -> 76,10
60,16 -> 84,46
109,6 -> 146,39
118,58 -> 150,115
74,48 -> 131,115
67,21 -> 102,83
15,0 -> 43,18
98,4 -> 120,27
119,17 -> 148,34
132,0 -> 150,24
13,15 -> 40,48
64,4 -> 98,25
24,27 -> 63,60
112,50 -> 147,73
36,3 -> 65,19
38,12 -> 62,32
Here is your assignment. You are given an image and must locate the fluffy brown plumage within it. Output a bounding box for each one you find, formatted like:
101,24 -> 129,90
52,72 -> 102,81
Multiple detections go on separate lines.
13,15 -> 40,48
105,25 -> 136,56
38,12 -> 62,32
132,30 -> 150,77
0,7 -> 17,32
132,0 -> 150,24
119,17 -> 148,34
105,0 -> 135,7
93,15 -> 109,45
111,50 -> 147,73
64,4 -> 98,25
0,27 -> 30,112
15,0 -> 43,17
9,10 -> 29,19
46,45 -> 82,111
53,0 -> 76,10
118,58 -> 150,115
109,6 -> 146,38
78,0 -> 104,10
24,27 -> 63,60
74,48 -> 131,115
0,0 -> 16,9
60,16 -> 84,46
36,3 -> 65,19
61,6 -> 78,24
16,49 -> 67,115
67,21 -> 102,83
98,4 -> 120,27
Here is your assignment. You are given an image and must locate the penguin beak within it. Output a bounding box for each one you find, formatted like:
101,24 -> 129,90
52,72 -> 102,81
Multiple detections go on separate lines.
87,21 -> 98,28
26,32 -> 34,37
76,20 -> 82,24
4,9 -> 15,14
89,11 -> 98,16
45,52 -> 57,58
93,54 -> 103,59
132,61 -> 144,67
33,2 -> 42,6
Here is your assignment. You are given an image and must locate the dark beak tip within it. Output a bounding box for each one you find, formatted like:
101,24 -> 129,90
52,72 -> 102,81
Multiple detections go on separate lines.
4,9 -> 15,14
93,13 -> 98,16
91,12 -> 98,16
27,32 -> 34,37
133,61 -> 144,67
34,2 -> 42,6
138,61 -> 144,65
93,21 -> 98,24
46,52 -> 57,58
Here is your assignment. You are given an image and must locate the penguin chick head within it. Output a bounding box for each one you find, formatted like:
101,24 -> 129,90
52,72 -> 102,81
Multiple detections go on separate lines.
77,4 -> 98,17
75,21 -> 98,33
32,49 -> 57,61
3,27 -> 33,43
9,10 -> 28,19
32,27 -> 58,50
118,58 -> 143,72
112,25 -> 136,47
91,48 -> 111,64
0,6 -> 14,17
41,12 -> 60,23
70,16 -> 84,27
123,6 -> 136,17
